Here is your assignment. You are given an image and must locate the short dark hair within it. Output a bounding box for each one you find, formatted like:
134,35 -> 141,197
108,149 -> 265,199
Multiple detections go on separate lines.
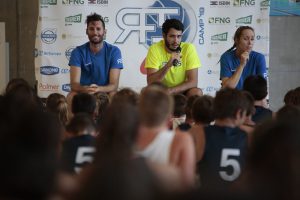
86,12 -> 105,29
173,94 -> 187,117
72,93 -> 96,116
192,95 -> 214,124
162,18 -> 184,35
214,88 -> 250,119
243,75 -> 268,101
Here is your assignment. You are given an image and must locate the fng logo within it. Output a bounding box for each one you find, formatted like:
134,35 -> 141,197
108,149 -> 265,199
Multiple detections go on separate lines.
62,0 -> 84,5
115,0 -> 197,48
208,17 -> 230,24
233,0 -> 255,6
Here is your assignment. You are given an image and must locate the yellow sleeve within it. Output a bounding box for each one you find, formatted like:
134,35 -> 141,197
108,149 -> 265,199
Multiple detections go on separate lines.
145,45 -> 160,70
186,44 -> 201,70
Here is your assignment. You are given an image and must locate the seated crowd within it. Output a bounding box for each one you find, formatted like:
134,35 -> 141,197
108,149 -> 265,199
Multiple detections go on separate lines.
0,76 -> 300,200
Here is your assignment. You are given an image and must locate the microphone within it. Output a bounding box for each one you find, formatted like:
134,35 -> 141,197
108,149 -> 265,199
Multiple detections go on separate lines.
172,46 -> 181,67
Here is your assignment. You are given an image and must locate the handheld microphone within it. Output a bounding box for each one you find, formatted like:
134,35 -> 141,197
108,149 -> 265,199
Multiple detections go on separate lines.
172,46 -> 181,67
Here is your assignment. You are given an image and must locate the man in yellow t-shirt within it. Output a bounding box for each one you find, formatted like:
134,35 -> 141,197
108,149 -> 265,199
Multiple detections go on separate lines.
145,18 -> 202,97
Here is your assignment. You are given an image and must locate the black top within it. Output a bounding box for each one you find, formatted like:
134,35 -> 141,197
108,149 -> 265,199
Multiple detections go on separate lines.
197,125 -> 248,191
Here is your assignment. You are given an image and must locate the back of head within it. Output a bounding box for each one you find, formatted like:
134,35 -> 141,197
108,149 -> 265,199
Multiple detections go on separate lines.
192,95 -> 214,124
243,75 -> 268,101
0,107 -> 62,200
214,88 -> 249,119
247,116 -> 300,200
284,87 -> 300,106
112,88 -> 139,106
162,18 -> 184,35
72,93 -> 96,116
66,113 -> 96,137
185,95 -> 200,121
93,92 -> 110,124
4,82 -> 43,114
139,87 -> 173,128
96,101 -> 139,160
46,93 -> 69,126
5,78 -> 29,94
172,94 -> 187,118
276,104 -> 300,123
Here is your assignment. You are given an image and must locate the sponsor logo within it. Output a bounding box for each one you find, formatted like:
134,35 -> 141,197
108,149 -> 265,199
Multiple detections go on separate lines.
65,46 -> 75,60
88,0 -> 108,6
198,7 -> 205,45
61,33 -> 85,40
62,0 -> 84,5
62,84 -> 71,92
34,48 -> 62,57
41,28 -> 57,44
211,32 -> 228,41
115,0 -> 197,48
260,0 -> 270,9
61,68 -> 70,74
39,83 -> 59,92
233,0 -> 255,7
236,15 -> 252,24
206,86 -> 219,92
40,0 -> 57,7
210,0 -> 230,6
256,18 -> 269,24
65,14 -> 82,26
208,17 -> 231,24
38,16 -> 60,22
256,35 -> 269,41
207,69 -> 219,75
207,52 -> 221,59
40,66 -> 60,75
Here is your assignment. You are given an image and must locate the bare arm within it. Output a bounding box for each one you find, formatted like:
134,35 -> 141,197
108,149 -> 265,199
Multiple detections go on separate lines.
221,51 -> 249,89
93,68 -> 121,94
70,66 -> 96,93
146,51 -> 181,84
170,130 -> 196,189
168,68 -> 198,94
70,66 -> 120,94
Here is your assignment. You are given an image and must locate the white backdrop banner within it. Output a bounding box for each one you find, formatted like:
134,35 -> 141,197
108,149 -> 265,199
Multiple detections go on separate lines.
35,0 -> 270,98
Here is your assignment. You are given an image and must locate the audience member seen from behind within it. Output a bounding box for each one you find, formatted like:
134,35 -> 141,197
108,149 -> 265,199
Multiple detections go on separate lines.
172,94 -> 187,130
284,86 -> 300,107
243,75 -> 272,124
135,86 -> 195,189
70,101 -> 168,200
111,87 -> 139,106
188,95 -> 214,162
197,88 -> 250,192
93,91 -> 110,128
145,18 -> 202,97
71,93 -> 97,119
220,26 -> 267,90
46,93 -> 70,127
176,95 -> 199,131
238,91 -> 255,146
242,110 -> 300,200
0,95 -> 62,200
61,113 -> 97,174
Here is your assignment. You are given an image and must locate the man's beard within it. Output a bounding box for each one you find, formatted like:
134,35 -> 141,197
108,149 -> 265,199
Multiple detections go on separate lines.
165,40 -> 179,52
89,36 -> 103,45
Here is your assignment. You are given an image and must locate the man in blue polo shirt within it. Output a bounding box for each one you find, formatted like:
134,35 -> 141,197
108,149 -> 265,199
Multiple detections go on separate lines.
68,13 -> 123,97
